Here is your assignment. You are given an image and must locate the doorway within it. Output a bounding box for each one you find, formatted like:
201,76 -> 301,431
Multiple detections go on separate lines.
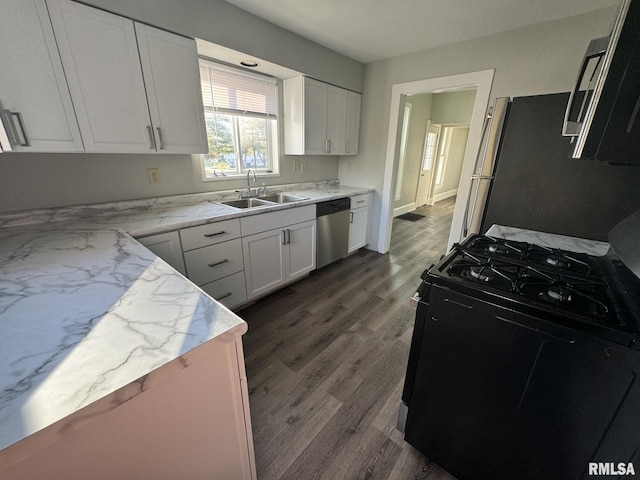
378,70 -> 494,253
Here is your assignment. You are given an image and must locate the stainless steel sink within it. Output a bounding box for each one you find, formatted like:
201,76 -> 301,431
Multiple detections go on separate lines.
220,198 -> 274,209
259,193 -> 309,204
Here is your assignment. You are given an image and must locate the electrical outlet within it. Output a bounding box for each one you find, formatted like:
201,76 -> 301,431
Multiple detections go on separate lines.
293,159 -> 299,171
347,162 -> 352,172
301,162 -> 307,173
147,168 -> 160,184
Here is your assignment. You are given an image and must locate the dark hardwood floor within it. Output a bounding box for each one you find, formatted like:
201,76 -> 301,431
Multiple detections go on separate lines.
239,197 -> 458,480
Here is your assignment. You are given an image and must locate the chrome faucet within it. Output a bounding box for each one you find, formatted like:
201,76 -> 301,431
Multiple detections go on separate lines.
245,169 -> 257,197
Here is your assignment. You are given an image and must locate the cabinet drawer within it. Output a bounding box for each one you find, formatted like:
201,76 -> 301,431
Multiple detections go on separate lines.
350,193 -> 370,209
200,271 -> 247,309
240,205 -> 315,237
180,218 -> 241,251
184,239 -> 244,286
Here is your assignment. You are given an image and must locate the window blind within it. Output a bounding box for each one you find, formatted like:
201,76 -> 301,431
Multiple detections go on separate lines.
199,59 -> 278,118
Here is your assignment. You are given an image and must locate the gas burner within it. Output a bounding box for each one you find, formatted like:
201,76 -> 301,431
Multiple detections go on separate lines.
545,285 -> 572,303
470,266 -> 492,282
527,247 -> 594,276
464,236 -> 527,259
518,267 -> 610,318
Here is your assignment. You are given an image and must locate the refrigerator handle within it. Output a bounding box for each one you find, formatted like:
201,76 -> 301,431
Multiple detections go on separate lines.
462,97 -> 510,239
462,106 -> 494,238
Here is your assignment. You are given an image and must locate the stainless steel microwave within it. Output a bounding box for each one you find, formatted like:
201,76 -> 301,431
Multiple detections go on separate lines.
563,0 -> 640,162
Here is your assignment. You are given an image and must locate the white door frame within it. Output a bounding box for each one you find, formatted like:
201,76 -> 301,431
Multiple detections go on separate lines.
377,69 -> 494,253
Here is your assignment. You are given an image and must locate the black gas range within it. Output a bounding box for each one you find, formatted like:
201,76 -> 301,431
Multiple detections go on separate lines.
444,234 -> 640,347
399,212 -> 640,480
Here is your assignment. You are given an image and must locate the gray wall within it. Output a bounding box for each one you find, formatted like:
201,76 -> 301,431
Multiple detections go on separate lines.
78,0 -> 363,92
394,94 -> 432,209
337,7 -> 619,251
432,126 -> 469,197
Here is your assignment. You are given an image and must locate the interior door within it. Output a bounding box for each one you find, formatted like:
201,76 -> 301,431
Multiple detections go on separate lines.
415,124 -> 440,207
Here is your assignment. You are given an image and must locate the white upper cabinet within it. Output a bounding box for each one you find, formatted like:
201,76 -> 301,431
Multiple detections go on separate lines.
135,23 -> 207,154
346,91 -> 361,155
326,86 -> 348,155
47,0 -> 207,154
284,76 -> 361,156
0,0 -> 83,152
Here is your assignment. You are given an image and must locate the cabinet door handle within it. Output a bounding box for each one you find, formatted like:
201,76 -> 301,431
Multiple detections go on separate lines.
350,211 -> 354,224
626,94 -> 640,133
282,230 -> 287,245
214,291 -> 233,301
147,126 -> 156,150
287,229 -> 291,244
208,258 -> 229,268
156,127 -> 165,150
345,140 -> 350,153
204,231 -> 226,238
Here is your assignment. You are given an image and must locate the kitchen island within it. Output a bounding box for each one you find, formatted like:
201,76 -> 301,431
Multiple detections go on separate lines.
0,180 -> 372,478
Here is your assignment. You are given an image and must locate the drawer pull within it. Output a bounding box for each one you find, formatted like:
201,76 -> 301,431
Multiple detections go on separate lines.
208,259 -> 229,268
356,200 -> 366,204
204,231 -> 226,238
215,291 -> 233,301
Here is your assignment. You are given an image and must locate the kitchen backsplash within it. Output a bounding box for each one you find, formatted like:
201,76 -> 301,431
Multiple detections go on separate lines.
0,180 -> 341,229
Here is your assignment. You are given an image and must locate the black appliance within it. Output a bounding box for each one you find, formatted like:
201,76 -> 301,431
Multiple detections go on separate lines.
399,210 -> 640,480
478,93 -> 640,241
563,0 -> 640,164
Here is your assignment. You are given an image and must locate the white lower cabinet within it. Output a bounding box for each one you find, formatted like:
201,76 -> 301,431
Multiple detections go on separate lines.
348,193 -> 371,253
137,203 -> 321,306
242,219 -> 316,300
136,231 -> 186,275
200,271 -> 247,310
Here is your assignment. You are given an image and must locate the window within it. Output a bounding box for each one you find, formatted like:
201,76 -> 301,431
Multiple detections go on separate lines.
199,59 -> 279,180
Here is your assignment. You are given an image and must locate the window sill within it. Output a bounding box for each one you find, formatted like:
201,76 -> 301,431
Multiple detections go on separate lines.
201,171 -> 280,183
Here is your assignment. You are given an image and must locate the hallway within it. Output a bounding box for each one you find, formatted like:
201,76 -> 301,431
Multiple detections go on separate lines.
239,197 -> 456,479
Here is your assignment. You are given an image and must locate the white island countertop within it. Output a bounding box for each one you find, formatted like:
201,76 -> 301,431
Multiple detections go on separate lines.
0,181 -> 373,454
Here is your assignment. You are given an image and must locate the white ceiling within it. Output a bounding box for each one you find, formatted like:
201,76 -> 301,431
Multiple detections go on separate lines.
223,0 -> 620,63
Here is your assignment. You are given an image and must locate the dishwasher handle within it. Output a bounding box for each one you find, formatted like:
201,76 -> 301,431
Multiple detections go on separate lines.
316,197 -> 351,217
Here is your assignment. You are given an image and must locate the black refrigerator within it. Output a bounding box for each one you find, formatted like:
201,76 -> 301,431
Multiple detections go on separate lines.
470,92 -> 640,242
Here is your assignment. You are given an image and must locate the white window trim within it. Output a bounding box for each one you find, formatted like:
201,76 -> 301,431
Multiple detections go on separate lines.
198,58 -> 281,182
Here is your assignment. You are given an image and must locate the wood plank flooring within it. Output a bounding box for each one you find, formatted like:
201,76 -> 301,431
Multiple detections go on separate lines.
238,198 -> 458,480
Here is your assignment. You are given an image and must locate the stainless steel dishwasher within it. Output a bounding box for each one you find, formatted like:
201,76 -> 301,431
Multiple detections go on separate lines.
316,197 -> 351,269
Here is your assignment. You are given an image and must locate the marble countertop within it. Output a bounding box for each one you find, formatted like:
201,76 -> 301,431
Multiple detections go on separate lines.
485,224 -> 610,256
0,181 -> 373,452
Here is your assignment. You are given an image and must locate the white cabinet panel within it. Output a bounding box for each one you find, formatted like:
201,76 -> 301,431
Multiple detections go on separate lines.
48,0 -> 153,153
346,91 -> 361,155
0,0 -> 82,152
348,207 -> 369,253
242,219 -> 316,300
348,193 -> 370,253
284,76 -> 361,156
136,231 -> 186,275
286,220 -> 317,279
47,0 -> 206,154
200,271 -> 247,310
135,23 -> 207,154
303,78 -> 328,155
240,205 -> 315,237
180,219 -> 241,251
242,228 -> 287,299
327,86 -> 348,155
184,239 -> 244,286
